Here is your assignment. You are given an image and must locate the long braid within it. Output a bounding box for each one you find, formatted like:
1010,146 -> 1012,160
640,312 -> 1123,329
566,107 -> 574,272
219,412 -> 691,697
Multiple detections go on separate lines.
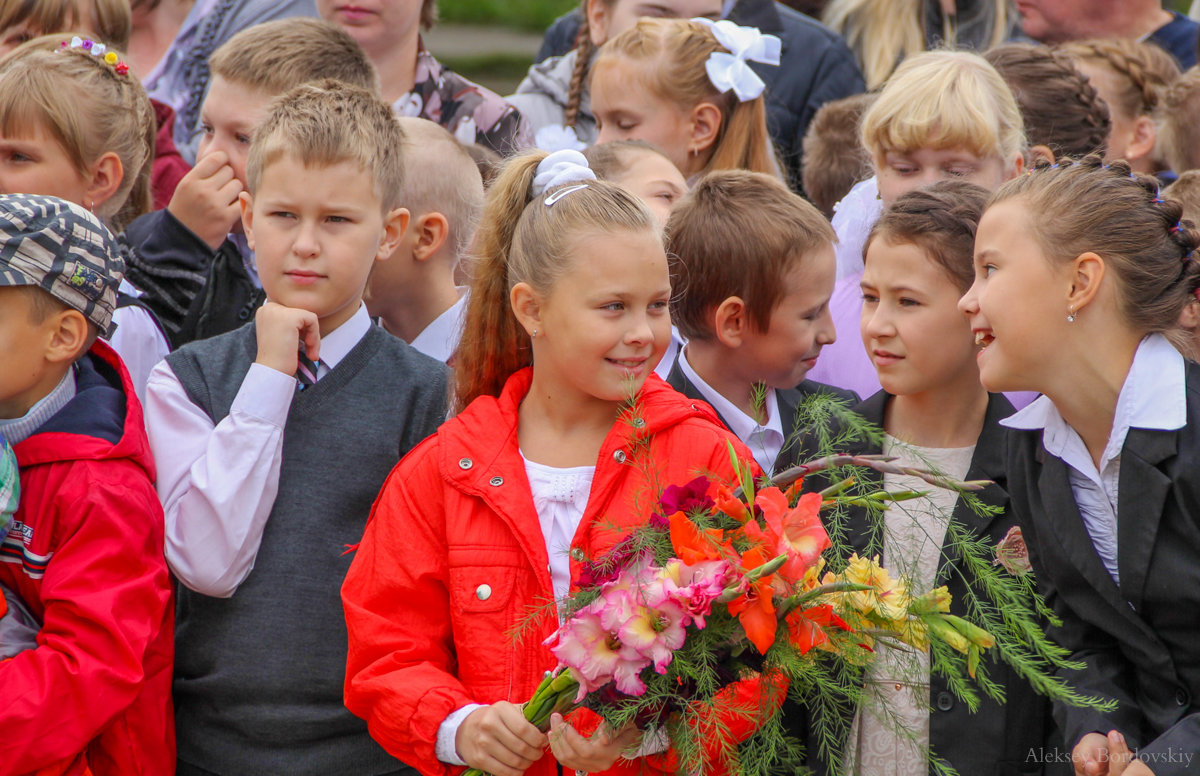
563,3 -> 593,130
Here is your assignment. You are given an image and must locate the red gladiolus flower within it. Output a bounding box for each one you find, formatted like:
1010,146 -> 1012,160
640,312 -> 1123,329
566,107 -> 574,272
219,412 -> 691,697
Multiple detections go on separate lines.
743,488 -> 831,582
728,546 -> 778,654
785,604 -> 850,655
669,511 -> 728,565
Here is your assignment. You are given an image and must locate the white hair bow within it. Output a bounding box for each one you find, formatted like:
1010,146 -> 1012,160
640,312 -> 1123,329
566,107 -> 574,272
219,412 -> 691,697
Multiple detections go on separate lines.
691,18 -> 781,102
531,149 -> 597,201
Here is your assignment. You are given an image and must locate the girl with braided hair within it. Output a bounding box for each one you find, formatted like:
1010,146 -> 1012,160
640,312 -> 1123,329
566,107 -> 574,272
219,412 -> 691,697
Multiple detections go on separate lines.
1059,38 -> 1181,174
961,155 -> 1200,776
508,0 -> 721,149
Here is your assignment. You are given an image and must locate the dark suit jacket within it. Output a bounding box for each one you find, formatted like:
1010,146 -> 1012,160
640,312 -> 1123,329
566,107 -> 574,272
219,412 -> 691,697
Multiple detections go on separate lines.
792,390 -> 1067,776
663,358 -> 858,474
1007,363 -> 1200,775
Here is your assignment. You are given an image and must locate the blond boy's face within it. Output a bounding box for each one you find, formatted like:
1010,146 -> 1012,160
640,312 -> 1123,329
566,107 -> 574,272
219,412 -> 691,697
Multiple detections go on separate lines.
197,75 -> 274,189
242,154 -> 407,334
876,147 -> 1010,208
0,287 -> 57,419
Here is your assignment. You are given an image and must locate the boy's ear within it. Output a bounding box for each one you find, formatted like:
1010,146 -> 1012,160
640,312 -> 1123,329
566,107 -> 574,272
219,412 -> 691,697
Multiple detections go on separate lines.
85,152 -> 124,213
239,191 -> 255,251
44,308 -> 91,365
376,207 -> 411,261
1005,151 -> 1026,181
712,296 -> 748,348
690,102 -> 723,157
412,212 -> 451,262
510,281 -> 543,337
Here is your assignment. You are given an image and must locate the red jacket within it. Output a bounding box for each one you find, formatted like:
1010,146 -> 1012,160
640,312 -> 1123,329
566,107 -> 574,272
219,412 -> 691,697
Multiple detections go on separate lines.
0,341 -> 174,776
343,369 -> 758,776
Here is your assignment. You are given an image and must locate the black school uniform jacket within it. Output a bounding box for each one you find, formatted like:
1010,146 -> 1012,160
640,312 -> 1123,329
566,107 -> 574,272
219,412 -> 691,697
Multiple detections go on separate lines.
663,358 -> 858,474
793,390 -> 1067,776
1007,362 -> 1200,775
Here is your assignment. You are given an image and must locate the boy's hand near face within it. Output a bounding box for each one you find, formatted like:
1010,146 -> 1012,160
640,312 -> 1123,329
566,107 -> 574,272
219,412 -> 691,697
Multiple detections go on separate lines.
168,151 -> 244,252
254,301 -> 321,377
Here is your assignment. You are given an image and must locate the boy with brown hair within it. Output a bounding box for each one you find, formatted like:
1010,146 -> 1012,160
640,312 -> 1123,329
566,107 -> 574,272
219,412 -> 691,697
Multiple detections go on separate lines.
365,117 -> 484,361
122,16 -> 380,349
664,170 -> 856,476
0,194 -> 174,775
1157,67 -> 1200,176
801,92 -> 874,218
146,78 -> 447,776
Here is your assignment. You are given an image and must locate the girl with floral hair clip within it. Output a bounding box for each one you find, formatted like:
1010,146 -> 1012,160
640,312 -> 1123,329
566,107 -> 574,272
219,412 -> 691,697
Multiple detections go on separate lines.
590,16 -> 784,183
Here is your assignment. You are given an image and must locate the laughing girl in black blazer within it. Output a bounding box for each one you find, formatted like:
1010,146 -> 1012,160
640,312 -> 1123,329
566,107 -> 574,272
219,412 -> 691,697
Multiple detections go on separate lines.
960,156 -> 1200,776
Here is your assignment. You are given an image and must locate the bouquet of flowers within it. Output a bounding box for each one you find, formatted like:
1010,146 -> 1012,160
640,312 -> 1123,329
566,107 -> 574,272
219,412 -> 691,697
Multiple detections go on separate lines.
465,445 -> 1108,776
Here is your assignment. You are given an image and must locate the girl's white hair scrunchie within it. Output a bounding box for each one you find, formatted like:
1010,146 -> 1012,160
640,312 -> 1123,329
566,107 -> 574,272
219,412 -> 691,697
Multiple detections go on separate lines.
691,18 -> 782,102
531,149 -> 597,201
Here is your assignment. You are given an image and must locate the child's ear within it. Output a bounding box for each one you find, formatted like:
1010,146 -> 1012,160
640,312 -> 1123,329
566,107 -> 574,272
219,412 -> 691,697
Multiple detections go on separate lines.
585,0 -> 612,46
510,281 -> 543,337
690,101 -> 723,158
412,212 -> 451,262
1066,251 -> 1106,316
1005,152 -> 1026,181
85,152 -> 124,213
712,296 -> 748,348
239,191 -> 255,251
1125,116 -> 1157,165
44,309 -> 90,364
1027,146 -> 1054,168
376,207 -> 411,261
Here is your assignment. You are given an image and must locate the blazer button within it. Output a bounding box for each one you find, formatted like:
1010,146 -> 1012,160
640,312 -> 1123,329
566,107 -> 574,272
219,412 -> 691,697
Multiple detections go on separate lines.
1176,688 -> 1190,707
489,476 -> 503,487
458,458 -> 473,470
935,691 -> 954,712
475,584 -> 492,601
613,449 -> 627,463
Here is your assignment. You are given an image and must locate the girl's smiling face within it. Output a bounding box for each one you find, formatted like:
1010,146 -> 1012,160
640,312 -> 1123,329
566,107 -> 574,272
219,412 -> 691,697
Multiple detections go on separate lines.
959,198 -> 1070,393
876,146 -> 1015,207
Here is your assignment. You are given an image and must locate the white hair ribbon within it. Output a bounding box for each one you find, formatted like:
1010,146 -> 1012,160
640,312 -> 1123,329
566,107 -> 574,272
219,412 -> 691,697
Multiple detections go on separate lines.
691,18 -> 781,102
531,149 -> 597,202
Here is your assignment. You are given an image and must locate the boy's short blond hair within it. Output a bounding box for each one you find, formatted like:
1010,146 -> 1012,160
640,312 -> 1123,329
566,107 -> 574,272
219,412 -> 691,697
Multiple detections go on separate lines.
801,93 -> 875,217
208,17 -> 378,98
861,49 -> 1025,166
246,79 -> 405,211
396,117 -> 483,262
1157,67 -> 1200,174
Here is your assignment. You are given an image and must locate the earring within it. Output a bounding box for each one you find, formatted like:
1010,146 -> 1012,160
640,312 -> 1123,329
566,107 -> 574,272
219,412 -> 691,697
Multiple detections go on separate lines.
531,329 -> 538,338
1067,307 -> 1076,323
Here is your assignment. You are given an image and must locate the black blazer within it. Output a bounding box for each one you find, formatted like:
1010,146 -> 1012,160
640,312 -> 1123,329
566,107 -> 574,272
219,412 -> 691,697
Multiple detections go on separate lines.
1007,362 -> 1200,775
791,391 -> 1066,776
663,358 -> 858,474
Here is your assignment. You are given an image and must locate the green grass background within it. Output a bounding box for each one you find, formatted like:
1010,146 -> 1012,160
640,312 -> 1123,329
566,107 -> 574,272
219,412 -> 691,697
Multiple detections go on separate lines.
437,0 -> 577,31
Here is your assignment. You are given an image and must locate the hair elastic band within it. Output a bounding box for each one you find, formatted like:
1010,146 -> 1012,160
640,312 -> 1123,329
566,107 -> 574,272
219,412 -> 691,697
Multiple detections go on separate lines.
60,37 -> 130,75
1171,221 -> 1184,235
1153,197 -> 1164,204
531,149 -> 596,201
690,18 -> 780,102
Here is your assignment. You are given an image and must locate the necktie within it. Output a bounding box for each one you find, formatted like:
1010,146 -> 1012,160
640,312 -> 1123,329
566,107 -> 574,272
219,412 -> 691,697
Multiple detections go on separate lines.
296,350 -> 320,389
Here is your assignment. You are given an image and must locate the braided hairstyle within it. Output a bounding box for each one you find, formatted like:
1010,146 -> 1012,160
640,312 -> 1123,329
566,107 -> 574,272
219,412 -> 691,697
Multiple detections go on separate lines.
1058,38 -> 1180,123
990,155 -> 1200,336
983,43 -> 1109,160
866,179 -> 988,293
563,0 -> 609,129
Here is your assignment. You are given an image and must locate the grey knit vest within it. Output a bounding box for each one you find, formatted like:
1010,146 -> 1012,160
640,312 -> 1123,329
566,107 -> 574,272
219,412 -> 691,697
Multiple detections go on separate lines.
166,322 -> 448,776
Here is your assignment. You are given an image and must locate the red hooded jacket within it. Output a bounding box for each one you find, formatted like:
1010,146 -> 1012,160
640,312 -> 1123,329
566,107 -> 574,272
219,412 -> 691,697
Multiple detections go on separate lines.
0,341 -> 174,776
343,368 -> 766,776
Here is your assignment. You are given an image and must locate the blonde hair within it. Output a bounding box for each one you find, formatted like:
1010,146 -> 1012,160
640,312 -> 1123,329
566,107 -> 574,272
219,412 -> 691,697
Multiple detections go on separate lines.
455,151 -> 658,411
396,117 -> 484,262
823,0 -> 1009,90
209,17 -> 379,98
0,41 -> 154,232
593,17 -> 783,181
0,0 -> 130,51
246,79 -> 405,212
861,49 -> 1025,166
1156,67 -> 1200,174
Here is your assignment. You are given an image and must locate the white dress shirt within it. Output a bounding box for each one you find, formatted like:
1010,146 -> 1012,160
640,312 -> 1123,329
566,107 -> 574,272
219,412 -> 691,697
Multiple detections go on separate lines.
409,289 -> 468,363
110,280 -> 171,409
146,305 -> 372,598
654,326 -> 686,381
1001,334 -> 1187,585
678,349 -> 784,474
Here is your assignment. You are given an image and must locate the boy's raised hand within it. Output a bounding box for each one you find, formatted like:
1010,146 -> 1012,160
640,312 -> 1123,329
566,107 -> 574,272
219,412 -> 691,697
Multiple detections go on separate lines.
457,702 -> 548,776
254,301 -> 320,377
168,150 -> 243,251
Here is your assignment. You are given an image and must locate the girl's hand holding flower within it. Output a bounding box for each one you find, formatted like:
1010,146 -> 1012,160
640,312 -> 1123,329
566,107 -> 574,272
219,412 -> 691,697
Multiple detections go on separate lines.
547,712 -> 641,773
457,702 -> 548,776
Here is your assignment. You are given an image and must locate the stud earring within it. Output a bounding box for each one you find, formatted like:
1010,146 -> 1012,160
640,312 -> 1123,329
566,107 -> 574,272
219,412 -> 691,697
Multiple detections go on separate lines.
1067,307 -> 1076,323
531,329 -> 538,338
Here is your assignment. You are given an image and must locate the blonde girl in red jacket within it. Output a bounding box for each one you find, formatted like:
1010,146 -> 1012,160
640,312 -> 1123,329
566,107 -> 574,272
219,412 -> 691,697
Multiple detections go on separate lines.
342,149 -> 757,776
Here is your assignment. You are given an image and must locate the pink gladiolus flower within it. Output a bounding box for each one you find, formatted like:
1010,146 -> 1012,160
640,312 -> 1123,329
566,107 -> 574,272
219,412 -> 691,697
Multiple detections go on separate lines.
672,559 -> 733,628
616,594 -> 688,674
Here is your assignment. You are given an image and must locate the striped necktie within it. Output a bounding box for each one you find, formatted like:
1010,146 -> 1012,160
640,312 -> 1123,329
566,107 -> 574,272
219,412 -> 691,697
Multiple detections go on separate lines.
296,350 -> 320,389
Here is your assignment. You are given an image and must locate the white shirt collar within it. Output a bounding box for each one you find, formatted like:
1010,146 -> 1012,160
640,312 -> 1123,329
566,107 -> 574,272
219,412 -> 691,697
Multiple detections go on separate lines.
318,304 -> 373,370
409,289 -> 468,363
678,348 -> 783,446
1002,333 -> 1186,469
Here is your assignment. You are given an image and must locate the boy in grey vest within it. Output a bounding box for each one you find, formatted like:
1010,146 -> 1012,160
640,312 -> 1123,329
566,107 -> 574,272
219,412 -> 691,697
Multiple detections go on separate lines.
145,80 -> 448,776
